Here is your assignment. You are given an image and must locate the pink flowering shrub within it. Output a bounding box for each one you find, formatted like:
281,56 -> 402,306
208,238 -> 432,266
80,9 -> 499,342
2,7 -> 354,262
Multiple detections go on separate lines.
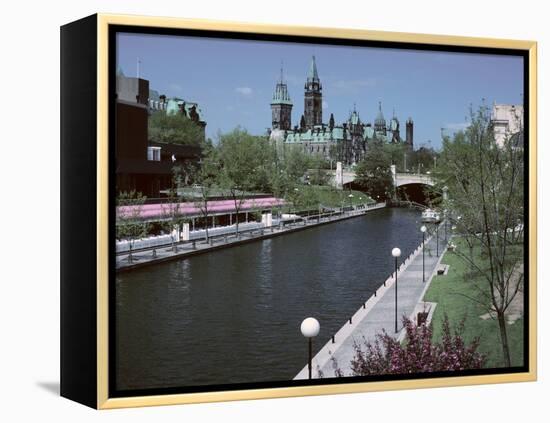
347,315 -> 485,376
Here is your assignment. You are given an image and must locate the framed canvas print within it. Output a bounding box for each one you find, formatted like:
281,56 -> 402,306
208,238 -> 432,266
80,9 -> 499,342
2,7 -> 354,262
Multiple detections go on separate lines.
60,14 -> 537,409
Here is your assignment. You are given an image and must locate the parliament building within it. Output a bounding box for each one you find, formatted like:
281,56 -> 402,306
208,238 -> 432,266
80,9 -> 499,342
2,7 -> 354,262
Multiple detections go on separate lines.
269,56 -> 414,165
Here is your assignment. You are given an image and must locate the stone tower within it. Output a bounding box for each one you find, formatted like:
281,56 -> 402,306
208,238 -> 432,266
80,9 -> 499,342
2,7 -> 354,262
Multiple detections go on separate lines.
374,101 -> 387,135
389,109 -> 401,143
304,56 -> 322,129
406,117 -> 414,149
271,65 -> 293,130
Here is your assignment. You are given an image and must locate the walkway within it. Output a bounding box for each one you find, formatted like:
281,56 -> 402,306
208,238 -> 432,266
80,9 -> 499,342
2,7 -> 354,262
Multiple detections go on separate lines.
295,223 -> 448,379
117,203 -> 387,271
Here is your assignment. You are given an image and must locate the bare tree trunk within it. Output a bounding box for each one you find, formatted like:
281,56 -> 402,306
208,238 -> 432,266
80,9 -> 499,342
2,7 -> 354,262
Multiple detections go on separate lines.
497,310 -> 512,367
204,215 -> 209,242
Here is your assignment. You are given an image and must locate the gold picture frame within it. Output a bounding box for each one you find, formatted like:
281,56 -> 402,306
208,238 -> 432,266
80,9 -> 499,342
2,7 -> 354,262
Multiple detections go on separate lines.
60,13 -> 537,409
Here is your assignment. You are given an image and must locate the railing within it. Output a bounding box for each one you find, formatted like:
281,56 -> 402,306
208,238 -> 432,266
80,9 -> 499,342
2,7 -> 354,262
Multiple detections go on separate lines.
323,221 -> 445,346
116,202 -> 386,258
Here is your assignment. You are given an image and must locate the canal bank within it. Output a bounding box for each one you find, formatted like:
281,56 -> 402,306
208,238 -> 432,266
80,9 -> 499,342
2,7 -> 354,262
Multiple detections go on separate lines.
115,207 -> 425,389
117,202 -> 386,272
295,223 -> 449,379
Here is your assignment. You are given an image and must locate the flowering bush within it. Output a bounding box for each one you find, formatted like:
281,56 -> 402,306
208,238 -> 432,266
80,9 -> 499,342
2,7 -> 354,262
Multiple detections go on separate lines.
346,315 -> 485,376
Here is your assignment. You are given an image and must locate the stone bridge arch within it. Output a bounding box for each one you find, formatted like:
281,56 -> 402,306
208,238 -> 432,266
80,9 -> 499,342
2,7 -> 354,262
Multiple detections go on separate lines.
330,163 -> 437,204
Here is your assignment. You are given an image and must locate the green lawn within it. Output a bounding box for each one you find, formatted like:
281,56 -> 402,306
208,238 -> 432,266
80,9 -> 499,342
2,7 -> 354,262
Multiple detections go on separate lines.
294,185 -> 374,209
423,241 -> 524,368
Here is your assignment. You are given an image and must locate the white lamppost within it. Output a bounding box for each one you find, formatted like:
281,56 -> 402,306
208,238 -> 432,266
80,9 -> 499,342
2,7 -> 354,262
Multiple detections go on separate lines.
392,247 -> 402,333
348,193 -> 354,210
420,225 -> 427,282
300,317 -> 320,379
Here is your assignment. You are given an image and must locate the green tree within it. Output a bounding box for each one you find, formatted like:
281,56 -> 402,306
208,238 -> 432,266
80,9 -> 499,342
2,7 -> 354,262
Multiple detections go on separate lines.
217,128 -> 272,234
283,145 -> 311,182
269,145 -> 311,203
384,142 -> 408,172
435,105 -> 524,367
410,146 -> 438,174
307,155 -> 331,186
192,145 -> 220,243
149,111 -> 204,146
329,143 -> 344,164
160,166 -> 187,252
116,190 -> 149,263
355,139 -> 394,201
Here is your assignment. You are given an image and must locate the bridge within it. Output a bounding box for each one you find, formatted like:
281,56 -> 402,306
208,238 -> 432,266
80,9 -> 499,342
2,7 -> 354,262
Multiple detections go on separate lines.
393,172 -> 434,188
330,165 -> 435,189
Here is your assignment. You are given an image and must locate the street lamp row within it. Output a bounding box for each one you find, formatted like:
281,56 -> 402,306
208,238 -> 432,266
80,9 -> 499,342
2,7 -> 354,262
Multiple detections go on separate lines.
301,242 -> 431,378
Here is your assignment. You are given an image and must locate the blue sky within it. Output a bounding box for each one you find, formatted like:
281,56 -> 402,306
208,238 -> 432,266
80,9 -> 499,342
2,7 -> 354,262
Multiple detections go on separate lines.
117,33 -> 523,150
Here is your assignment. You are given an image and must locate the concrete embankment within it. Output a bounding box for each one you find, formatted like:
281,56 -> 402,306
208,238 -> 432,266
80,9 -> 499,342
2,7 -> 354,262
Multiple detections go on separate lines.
117,203 -> 387,272
295,224 -> 448,379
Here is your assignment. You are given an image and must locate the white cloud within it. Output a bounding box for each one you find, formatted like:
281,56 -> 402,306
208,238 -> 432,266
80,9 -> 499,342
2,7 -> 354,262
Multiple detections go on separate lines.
235,86 -> 253,97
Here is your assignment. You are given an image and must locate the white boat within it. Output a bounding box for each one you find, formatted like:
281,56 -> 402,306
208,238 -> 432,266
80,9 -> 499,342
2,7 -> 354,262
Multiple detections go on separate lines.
421,208 -> 441,223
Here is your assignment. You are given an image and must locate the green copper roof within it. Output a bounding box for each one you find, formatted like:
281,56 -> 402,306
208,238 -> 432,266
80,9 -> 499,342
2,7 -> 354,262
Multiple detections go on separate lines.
349,108 -> 360,125
271,82 -> 292,105
166,98 -> 180,115
331,127 -> 345,139
363,126 -> 375,138
307,56 -> 319,82
271,65 -> 292,105
166,98 -> 205,121
285,126 -> 345,143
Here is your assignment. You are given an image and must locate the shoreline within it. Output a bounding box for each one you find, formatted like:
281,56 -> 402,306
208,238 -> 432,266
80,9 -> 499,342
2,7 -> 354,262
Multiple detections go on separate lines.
294,224 -> 448,379
117,203 -> 387,272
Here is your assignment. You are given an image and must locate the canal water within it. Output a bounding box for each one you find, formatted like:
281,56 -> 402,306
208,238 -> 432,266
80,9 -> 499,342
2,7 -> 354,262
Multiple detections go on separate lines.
115,207 -> 423,391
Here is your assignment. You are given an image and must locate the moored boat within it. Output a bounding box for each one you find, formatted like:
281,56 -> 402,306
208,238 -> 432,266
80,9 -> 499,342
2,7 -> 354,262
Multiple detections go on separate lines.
421,208 -> 441,223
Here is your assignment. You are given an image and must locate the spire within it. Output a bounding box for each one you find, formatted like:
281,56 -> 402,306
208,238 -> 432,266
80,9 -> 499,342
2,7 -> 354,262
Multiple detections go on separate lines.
350,105 -> 360,125
376,101 -> 385,123
271,62 -> 292,105
390,108 -> 400,132
375,101 -> 386,132
308,55 -> 319,82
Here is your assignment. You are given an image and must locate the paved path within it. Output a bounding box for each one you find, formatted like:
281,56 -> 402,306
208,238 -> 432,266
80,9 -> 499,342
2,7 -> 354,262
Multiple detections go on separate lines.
117,203 -> 387,271
295,223 -> 448,379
